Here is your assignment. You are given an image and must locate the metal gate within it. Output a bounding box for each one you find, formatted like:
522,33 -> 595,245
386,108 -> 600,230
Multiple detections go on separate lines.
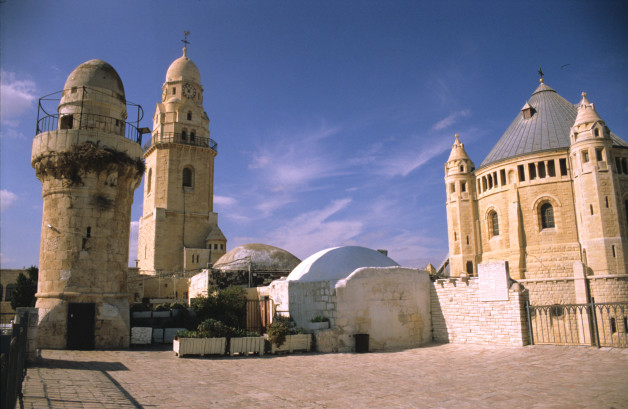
245,299 -> 273,335
526,299 -> 628,348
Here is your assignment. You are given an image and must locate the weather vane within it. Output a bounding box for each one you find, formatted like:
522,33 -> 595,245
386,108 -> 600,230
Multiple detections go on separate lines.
538,67 -> 544,79
182,31 -> 191,47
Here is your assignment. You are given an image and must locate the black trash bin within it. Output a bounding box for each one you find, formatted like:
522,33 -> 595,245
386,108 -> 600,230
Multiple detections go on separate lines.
355,333 -> 369,353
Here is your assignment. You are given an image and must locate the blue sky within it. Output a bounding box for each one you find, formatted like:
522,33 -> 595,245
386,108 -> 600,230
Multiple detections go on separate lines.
1,0 -> 627,269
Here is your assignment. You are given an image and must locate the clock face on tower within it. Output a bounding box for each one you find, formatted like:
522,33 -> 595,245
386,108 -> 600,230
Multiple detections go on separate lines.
182,83 -> 196,99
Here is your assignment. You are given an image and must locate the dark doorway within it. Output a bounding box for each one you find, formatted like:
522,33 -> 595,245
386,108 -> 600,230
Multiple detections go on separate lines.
67,303 -> 95,350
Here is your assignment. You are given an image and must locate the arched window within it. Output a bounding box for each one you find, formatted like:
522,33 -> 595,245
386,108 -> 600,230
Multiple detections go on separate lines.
466,261 -> 473,276
181,130 -> 187,141
147,168 -> 152,194
182,167 -> 193,188
540,203 -> 555,229
489,211 -> 499,237
190,131 -> 196,143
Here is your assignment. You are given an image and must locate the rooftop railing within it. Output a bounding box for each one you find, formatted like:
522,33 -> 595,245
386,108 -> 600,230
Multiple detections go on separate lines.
143,132 -> 218,152
35,87 -> 145,145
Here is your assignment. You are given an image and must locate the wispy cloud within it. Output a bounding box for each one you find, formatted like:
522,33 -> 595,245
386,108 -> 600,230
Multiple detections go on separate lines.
248,123 -> 342,192
1,71 -> 37,129
368,135 -> 452,177
432,109 -> 470,131
266,198 -> 363,259
214,195 -> 237,207
1,190 -> 17,211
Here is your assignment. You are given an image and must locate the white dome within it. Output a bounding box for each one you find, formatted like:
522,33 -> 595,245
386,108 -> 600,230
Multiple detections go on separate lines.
166,48 -> 201,83
287,246 -> 399,282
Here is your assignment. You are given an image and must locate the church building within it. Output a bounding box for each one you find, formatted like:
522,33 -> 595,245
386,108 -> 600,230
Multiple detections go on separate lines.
445,77 -> 628,304
137,44 -> 227,279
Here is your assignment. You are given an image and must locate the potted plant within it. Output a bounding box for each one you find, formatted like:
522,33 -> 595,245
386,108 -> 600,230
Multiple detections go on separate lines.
306,315 -> 330,331
229,328 -> 265,356
267,316 -> 312,354
173,319 -> 228,357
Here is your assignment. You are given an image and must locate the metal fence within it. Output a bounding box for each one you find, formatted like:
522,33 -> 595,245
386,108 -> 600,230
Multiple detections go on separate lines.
245,299 -> 273,335
0,311 -> 29,409
526,299 -> 628,348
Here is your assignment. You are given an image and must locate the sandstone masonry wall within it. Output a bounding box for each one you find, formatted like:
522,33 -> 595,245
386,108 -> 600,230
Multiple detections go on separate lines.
431,278 -> 529,345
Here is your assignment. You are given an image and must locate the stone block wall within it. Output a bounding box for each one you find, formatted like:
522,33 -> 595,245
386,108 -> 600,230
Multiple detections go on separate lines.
589,276 -> 628,303
517,279 -> 577,305
431,278 -> 529,345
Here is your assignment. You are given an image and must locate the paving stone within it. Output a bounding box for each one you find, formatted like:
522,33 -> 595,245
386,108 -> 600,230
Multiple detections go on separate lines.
17,344 -> 628,408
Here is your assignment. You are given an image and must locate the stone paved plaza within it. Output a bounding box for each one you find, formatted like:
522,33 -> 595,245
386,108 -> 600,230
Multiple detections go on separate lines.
19,343 -> 628,408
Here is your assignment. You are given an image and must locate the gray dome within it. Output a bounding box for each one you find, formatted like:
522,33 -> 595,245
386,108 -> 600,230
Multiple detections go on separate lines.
480,82 -> 575,168
287,246 -> 399,282
213,243 -> 300,272
63,59 -> 125,98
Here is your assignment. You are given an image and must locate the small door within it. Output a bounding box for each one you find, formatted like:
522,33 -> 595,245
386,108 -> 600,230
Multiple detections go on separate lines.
67,303 -> 95,350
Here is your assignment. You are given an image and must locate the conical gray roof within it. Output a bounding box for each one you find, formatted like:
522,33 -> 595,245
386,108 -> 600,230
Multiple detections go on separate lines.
480,82 -> 627,169
480,82 -> 575,168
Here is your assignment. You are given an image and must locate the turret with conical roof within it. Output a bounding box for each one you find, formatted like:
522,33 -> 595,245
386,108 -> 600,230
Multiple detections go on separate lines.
569,92 -> 626,274
444,134 -> 480,276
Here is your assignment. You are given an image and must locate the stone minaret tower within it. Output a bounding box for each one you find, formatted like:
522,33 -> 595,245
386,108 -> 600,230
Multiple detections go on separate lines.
569,92 -> 627,274
444,134 -> 480,276
138,45 -> 226,277
31,60 -> 144,349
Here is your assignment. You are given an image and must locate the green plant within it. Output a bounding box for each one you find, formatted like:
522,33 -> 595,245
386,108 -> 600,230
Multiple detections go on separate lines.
191,286 -> 247,328
268,315 -> 294,347
175,329 -> 199,339
154,303 -> 170,312
310,315 -> 329,323
197,319 -> 236,338
169,302 -> 187,310
10,266 -> 38,309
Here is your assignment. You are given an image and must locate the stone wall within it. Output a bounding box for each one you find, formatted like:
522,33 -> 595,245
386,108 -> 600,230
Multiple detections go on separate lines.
431,277 -> 529,345
589,275 -> 628,303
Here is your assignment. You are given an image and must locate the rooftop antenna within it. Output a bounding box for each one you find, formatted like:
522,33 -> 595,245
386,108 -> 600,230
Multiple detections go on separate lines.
538,67 -> 544,83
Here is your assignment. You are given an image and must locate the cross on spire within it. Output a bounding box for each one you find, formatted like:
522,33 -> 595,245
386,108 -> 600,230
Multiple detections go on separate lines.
538,67 -> 544,83
182,31 -> 191,47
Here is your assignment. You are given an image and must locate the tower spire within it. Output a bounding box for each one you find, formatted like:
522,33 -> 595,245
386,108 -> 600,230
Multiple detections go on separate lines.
182,30 -> 190,56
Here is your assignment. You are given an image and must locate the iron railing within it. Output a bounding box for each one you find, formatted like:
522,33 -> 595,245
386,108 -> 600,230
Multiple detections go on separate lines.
143,132 -> 218,152
0,311 -> 29,409
526,299 -> 628,348
35,87 -> 145,145
36,112 -> 143,144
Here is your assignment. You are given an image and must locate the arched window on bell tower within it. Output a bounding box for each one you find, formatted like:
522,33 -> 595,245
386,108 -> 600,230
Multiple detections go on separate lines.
182,167 -> 193,188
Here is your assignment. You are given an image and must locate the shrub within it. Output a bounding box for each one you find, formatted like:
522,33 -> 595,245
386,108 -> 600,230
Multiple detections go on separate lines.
175,329 -> 199,339
191,286 -> 247,328
268,316 -> 294,347
169,302 -> 187,310
154,303 -> 170,312
310,315 -> 329,323
197,319 -> 236,338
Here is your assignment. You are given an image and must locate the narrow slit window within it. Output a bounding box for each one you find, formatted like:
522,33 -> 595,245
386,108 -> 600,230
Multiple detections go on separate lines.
612,245 -> 616,258
518,165 -> 526,181
482,176 -> 488,191
547,160 -> 556,177
590,205 -> 594,215
182,167 -> 193,187
86,227 -> 91,238
538,162 -> 546,178
172,87 -> 176,95
488,174 -> 493,189
466,236 -> 469,245
500,169 -> 506,185
528,163 -> 537,179
490,211 -> 499,237
461,182 -> 466,192
559,158 -> 568,176
596,148 -> 604,162
187,111 -> 192,120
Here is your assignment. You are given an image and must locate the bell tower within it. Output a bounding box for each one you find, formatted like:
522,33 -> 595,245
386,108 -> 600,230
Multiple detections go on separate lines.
444,134 -> 480,276
138,42 -> 227,277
